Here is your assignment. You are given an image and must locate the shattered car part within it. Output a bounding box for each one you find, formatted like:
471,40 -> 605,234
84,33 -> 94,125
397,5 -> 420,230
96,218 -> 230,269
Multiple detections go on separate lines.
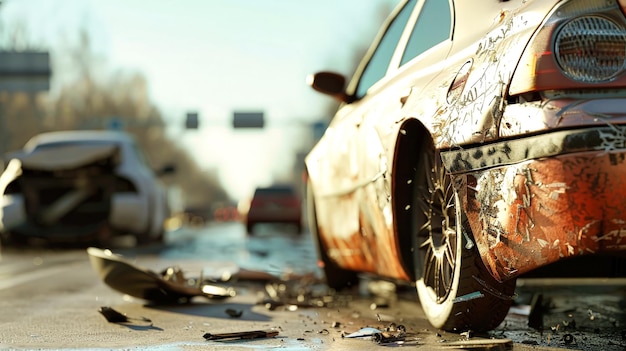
371,332 -> 406,344
203,329 -> 279,341
343,324 -> 412,345
343,327 -> 383,339
87,247 -> 235,302
259,274 -> 336,311
372,324 -> 408,344
305,0 -> 626,333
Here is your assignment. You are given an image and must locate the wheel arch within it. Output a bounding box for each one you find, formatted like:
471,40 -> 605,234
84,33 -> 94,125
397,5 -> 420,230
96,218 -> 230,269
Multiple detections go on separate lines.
393,118 -> 433,282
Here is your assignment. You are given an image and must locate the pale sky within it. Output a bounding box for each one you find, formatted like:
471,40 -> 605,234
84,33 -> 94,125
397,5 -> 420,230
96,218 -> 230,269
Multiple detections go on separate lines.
0,0 -> 397,200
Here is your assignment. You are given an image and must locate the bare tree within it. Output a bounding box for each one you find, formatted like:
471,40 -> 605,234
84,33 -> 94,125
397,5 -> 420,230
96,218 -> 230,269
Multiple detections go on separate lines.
0,22 -> 231,208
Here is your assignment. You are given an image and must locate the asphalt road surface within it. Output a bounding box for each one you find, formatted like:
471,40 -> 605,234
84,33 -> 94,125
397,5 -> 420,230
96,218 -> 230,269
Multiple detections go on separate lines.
0,222 -> 624,350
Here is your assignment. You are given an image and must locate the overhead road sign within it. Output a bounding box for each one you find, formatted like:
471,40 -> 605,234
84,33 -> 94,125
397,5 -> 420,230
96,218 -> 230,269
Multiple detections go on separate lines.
233,111 -> 264,129
0,51 -> 51,93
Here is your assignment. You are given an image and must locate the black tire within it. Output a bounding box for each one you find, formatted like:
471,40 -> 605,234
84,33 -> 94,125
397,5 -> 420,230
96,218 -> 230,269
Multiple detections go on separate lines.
0,231 -> 28,247
306,179 -> 359,290
94,223 -> 115,247
413,138 -> 516,332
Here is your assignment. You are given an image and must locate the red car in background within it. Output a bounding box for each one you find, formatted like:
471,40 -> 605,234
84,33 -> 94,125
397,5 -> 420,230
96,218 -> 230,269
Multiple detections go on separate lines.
244,185 -> 302,235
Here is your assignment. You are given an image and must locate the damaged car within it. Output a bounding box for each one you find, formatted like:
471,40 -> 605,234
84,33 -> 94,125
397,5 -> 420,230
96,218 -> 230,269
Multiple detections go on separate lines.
0,130 -> 173,245
305,0 -> 626,332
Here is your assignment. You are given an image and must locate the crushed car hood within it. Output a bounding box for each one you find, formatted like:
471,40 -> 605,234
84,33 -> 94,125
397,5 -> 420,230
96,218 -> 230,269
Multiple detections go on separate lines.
10,144 -> 120,171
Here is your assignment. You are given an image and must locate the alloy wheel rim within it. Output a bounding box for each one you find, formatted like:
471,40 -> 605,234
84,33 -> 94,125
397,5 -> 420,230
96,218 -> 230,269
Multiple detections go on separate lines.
417,151 -> 457,303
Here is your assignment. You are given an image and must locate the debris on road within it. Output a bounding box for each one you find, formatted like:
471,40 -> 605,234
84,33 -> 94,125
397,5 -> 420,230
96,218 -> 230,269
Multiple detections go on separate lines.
87,247 -> 236,303
201,261 -> 284,282
259,273 -> 344,311
98,306 -> 152,325
528,293 -> 546,330
370,324 -> 408,344
371,331 -> 406,344
438,338 -> 513,349
343,324 -> 421,346
563,333 -> 575,345
203,329 -> 279,341
225,308 -> 243,318
343,327 -> 383,339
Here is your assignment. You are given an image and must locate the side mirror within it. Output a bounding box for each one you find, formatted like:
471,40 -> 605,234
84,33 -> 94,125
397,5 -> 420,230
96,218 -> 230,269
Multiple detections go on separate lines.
306,71 -> 354,103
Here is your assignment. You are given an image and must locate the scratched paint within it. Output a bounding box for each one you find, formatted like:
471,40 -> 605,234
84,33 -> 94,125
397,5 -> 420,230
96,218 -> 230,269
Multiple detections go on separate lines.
305,0 -> 626,293
433,4 -> 533,148
463,151 -> 626,281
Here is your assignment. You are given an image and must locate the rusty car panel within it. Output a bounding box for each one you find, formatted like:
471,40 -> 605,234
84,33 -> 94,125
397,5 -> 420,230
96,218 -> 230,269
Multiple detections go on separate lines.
461,150 -> 626,281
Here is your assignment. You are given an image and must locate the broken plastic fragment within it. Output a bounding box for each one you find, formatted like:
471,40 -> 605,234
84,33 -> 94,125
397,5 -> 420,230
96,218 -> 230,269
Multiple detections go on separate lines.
372,332 -> 405,344
343,327 -> 382,339
99,306 -> 128,323
225,308 -> 243,318
98,306 -> 152,325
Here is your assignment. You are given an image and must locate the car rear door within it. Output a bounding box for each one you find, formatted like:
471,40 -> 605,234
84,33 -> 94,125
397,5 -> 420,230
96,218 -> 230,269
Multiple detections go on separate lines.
311,0 -> 454,274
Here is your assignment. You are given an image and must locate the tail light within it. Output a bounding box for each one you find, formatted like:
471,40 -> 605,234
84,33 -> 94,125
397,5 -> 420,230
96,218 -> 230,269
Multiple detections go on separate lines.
285,197 -> 301,208
556,16 -> 626,82
509,0 -> 626,95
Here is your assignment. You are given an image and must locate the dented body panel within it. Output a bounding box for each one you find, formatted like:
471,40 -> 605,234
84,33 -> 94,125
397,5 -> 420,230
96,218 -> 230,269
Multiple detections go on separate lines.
467,150 -> 626,281
443,96 -> 626,281
306,0 -> 626,290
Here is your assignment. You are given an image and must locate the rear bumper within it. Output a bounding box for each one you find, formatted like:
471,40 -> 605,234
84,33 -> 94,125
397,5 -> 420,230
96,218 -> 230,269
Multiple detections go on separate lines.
443,127 -> 626,281
1,195 -> 106,240
0,193 -> 148,239
0,194 -> 27,232
110,194 -> 149,233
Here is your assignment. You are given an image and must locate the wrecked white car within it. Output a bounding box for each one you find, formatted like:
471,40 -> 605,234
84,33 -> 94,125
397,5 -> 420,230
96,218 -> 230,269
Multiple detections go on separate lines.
0,130 -> 173,245
306,0 -> 626,333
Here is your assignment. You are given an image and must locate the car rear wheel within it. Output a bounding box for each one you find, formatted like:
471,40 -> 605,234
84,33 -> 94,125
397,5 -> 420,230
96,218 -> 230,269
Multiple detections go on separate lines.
412,139 -> 516,332
0,231 -> 28,247
306,179 -> 359,290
